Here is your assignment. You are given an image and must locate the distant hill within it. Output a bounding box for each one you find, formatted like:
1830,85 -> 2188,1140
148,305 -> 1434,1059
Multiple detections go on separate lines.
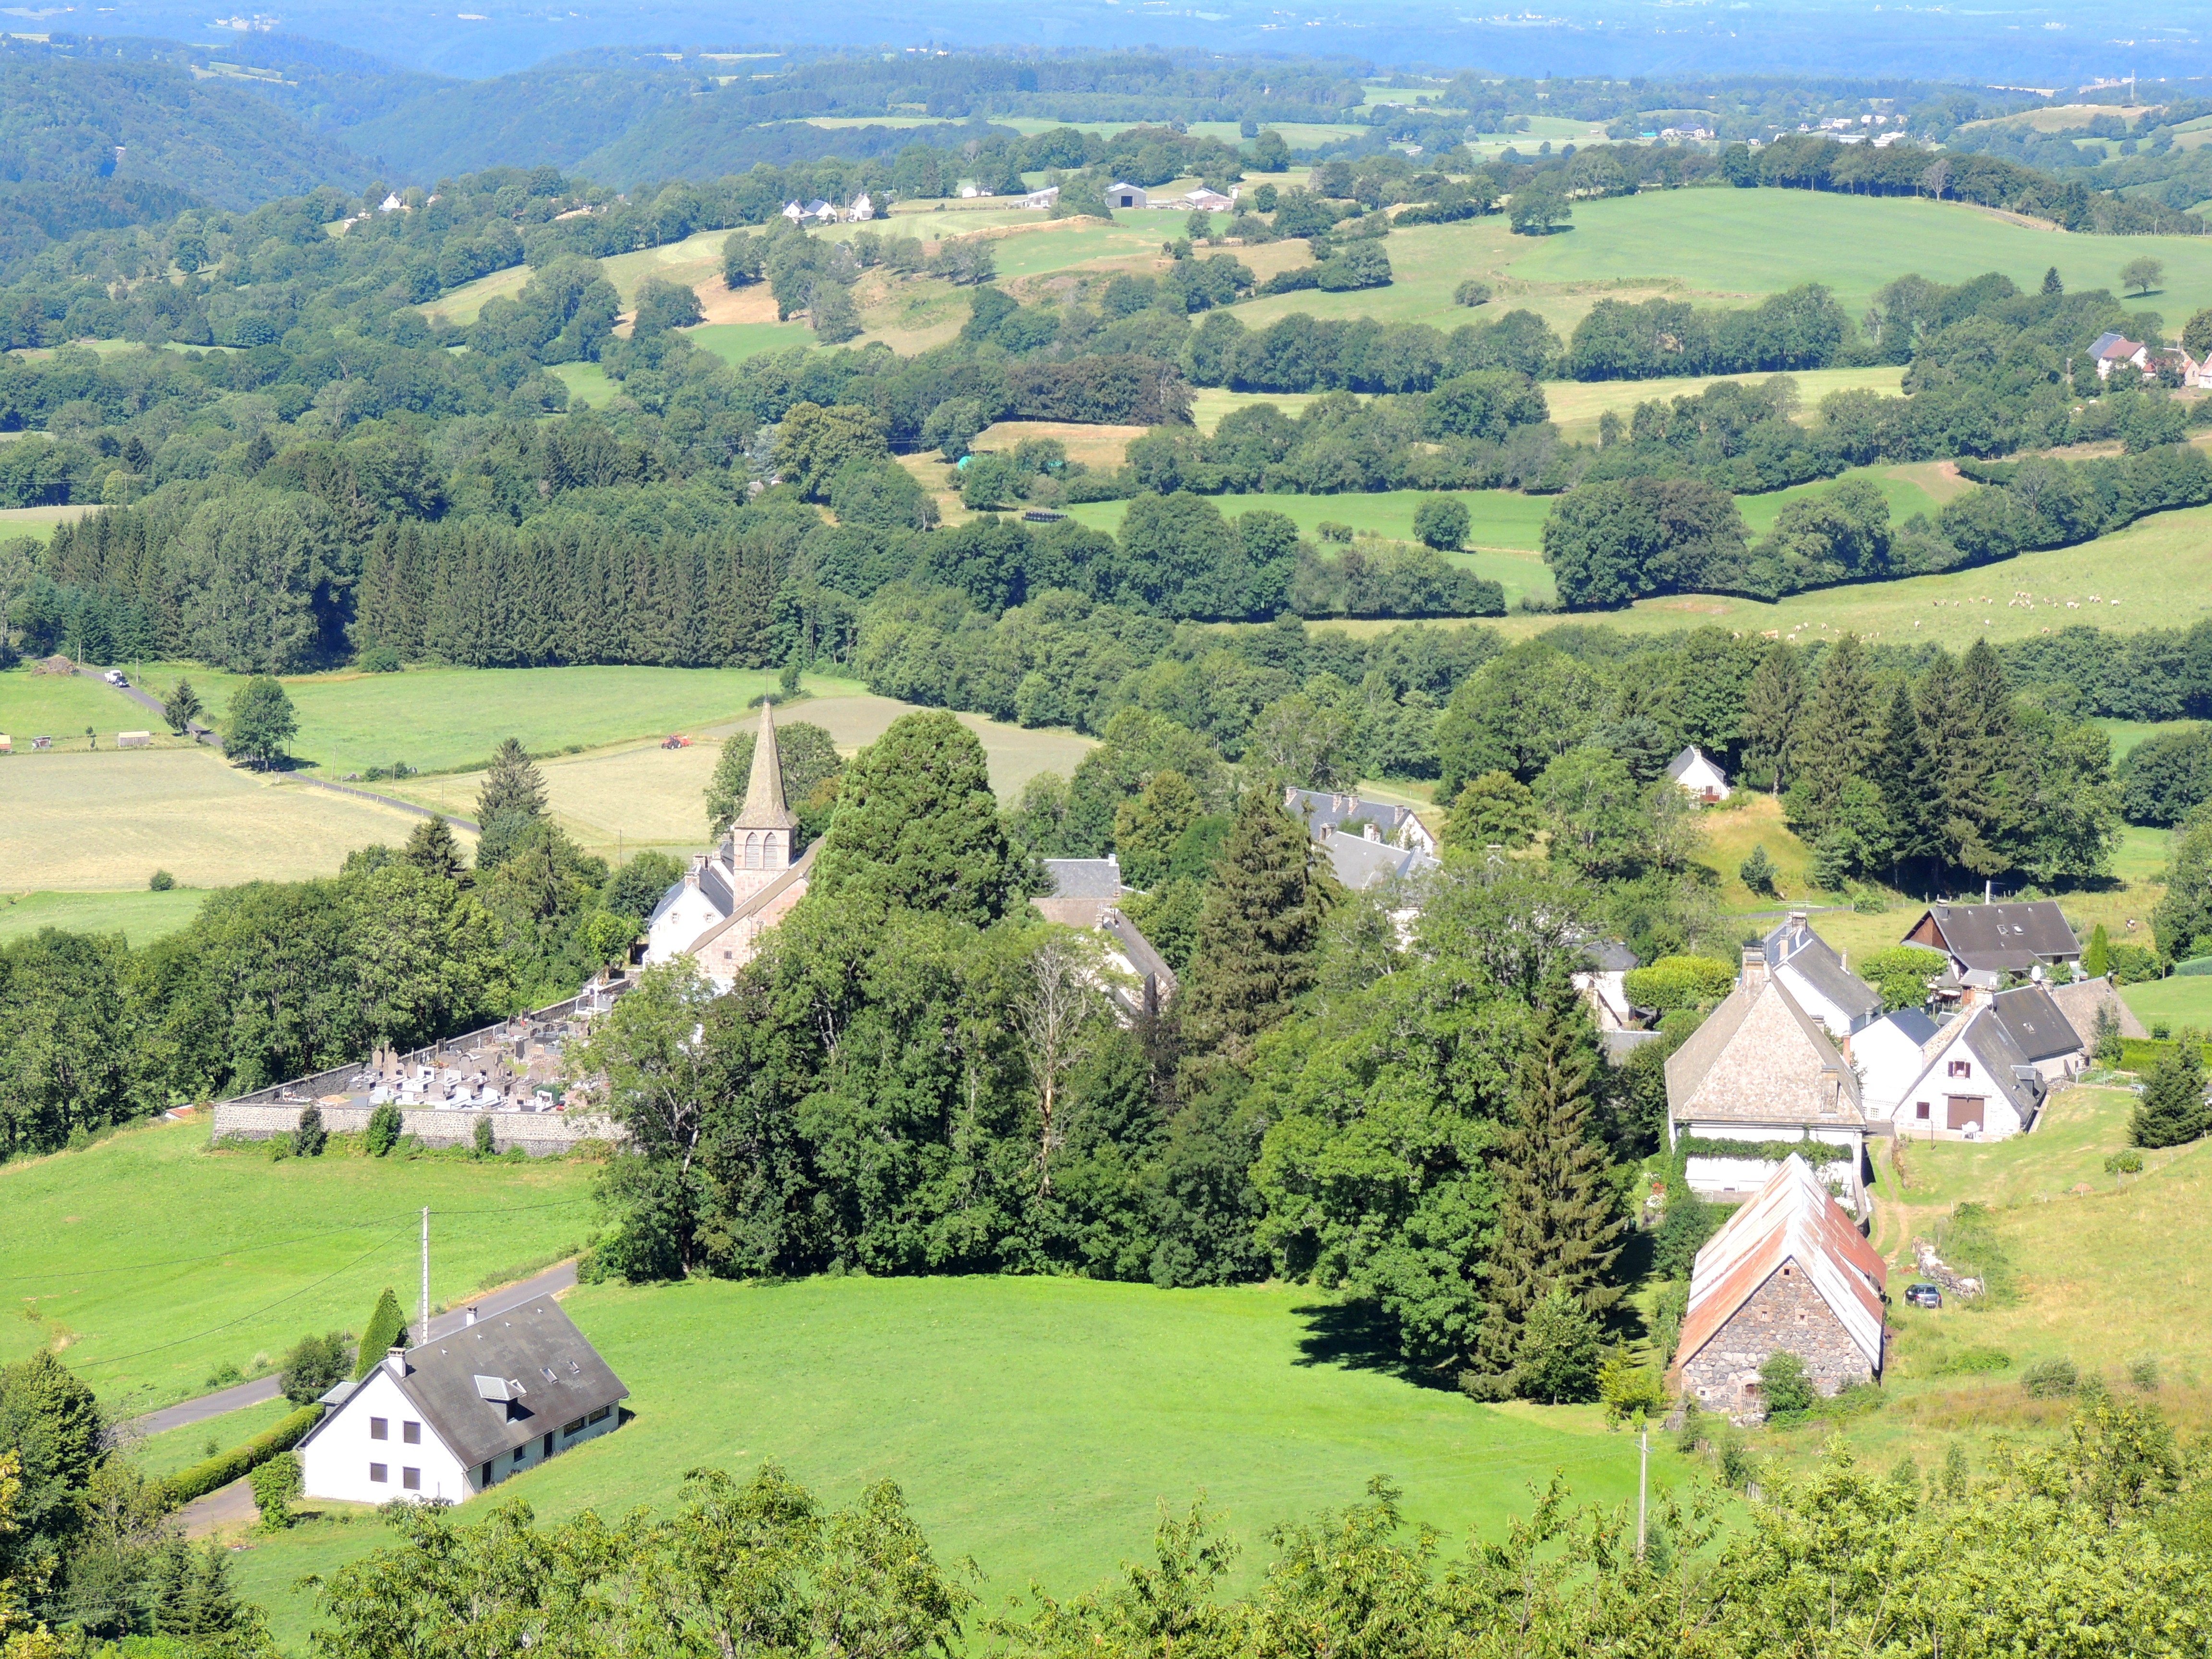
0,47 -> 372,231
576,112 -> 1019,192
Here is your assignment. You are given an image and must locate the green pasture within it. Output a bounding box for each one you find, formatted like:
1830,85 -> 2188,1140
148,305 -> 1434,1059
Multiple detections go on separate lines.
2095,718 -> 2200,760
687,321 -> 816,365
2121,975 -> 2212,1031
0,667 -> 147,741
1066,488 -> 1552,550
230,1274 -> 1667,1651
0,1116 -> 596,1409
546,361 -> 618,407
1539,365 -> 1907,442
129,1395 -> 295,1482
0,888 -> 206,945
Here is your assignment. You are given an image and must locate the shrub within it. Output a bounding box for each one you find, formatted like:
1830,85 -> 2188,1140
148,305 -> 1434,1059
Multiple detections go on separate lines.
1317,520 -> 1353,543
1929,1345 -> 2011,1377
156,1405 -> 322,1507
204,1359 -> 242,1388
1597,1351 -> 1668,1423
1758,1350 -> 1816,1418
1623,955 -> 1736,1012
149,869 -> 175,891
1514,1286 -> 1603,1403
474,1115 -> 497,1159
278,1330 -> 351,1405
364,1101 -> 404,1157
356,646 -> 403,673
1412,495 -> 1470,551
1453,278 -> 1492,306
1715,1425 -> 1755,1489
1675,1395 -> 1704,1454
1738,844 -> 1776,895
2020,1356 -> 2080,1398
249,1450 -> 302,1530
2130,1356 -> 2161,1392
1858,946 -> 1948,1012
2105,1148 -> 2145,1178
2131,1041 -> 2210,1148
2108,941 -> 2164,985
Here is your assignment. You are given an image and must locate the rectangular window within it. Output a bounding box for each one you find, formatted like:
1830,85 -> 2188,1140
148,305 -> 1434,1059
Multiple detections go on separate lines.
369,1463 -> 388,1484
402,1467 -> 421,1491
1915,1101 -> 1931,1120
588,1407 -> 611,1424
370,1418 -> 388,1441
1948,1060 -> 1970,1078
402,1420 -> 421,1445
563,1418 -> 586,1436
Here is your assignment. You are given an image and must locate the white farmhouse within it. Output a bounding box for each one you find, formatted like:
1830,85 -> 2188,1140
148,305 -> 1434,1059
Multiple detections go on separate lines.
1890,998 -> 2047,1139
298,1297 -> 626,1505
1763,912 -> 1882,1039
1848,1006 -> 1945,1121
1663,745 -> 1731,803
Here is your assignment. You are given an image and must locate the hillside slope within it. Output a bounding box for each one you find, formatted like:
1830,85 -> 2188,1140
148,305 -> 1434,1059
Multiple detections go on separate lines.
0,51 -> 370,216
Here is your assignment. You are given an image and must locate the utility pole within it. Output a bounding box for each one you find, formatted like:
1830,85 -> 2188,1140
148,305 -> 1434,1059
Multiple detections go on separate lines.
420,1206 -> 430,1344
1636,1422 -> 1649,1561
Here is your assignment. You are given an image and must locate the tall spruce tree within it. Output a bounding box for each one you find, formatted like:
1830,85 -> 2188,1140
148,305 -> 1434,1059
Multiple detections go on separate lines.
401,814 -> 466,883
351,1286 -> 411,1378
1743,642 -> 1805,793
1792,634 -> 1880,831
1472,982 -> 1625,1391
1917,647 -> 2015,879
1179,788 -> 1324,1069
2130,1043 -> 2209,1149
477,737 -> 547,827
1870,679 -> 1937,887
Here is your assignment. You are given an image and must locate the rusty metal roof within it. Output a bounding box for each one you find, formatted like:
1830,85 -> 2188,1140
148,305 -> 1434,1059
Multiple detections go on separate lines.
1668,1155 -> 1887,1387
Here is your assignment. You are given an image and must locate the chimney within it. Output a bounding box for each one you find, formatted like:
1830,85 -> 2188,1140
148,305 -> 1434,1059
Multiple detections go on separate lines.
385,1346 -> 407,1380
464,1306 -> 479,1327
1961,980 -> 1992,1010
1742,946 -> 1768,992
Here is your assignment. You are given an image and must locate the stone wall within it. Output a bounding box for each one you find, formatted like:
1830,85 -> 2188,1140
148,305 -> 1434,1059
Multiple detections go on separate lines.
1679,1259 -> 1878,1423
210,1101 -> 613,1156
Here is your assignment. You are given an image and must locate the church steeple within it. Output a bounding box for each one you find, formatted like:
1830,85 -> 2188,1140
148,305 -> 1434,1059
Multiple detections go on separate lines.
736,698 -> 798,831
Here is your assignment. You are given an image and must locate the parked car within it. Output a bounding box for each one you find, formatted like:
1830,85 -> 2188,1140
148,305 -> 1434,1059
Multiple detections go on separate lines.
104,670 -> 127,686
1905,1283 -> 1942,1309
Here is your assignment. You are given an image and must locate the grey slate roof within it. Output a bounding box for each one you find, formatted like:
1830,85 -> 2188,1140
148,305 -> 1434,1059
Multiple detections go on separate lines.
697,864 -> 734,918
333,1298 -> 627,1471
1320,830 -> 1432,891
1286,788 -> 1421,845
1956,1007 -> 2047,1122
1102,908 -> 1177,1005
1585,939 -> 1640,973
1910,901 -> 2080,972
1880,1008 -> 1941,1047
1663,745 -> 1712,782
1666,974 -> 1864,1130
1990,985 -> 2084,1064
1044,857 -> 1125,900
1764,915 -> 1883,1028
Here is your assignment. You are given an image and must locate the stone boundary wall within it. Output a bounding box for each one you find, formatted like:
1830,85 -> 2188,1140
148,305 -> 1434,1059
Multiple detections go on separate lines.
210,1100 -> 616,1155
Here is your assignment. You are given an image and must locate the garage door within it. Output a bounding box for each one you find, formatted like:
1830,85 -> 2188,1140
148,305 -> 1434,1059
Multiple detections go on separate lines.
1946,1095 -> 1985,1132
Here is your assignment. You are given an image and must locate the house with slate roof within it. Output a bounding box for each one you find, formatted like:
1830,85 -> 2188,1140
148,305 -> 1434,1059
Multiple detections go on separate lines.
1763,912 -> 1882,1038
1034,857 -> 1128,927
644,702 -> 815,990
1664,745 -> 1731,803
1901,900 -> 2080,978
298,1296 -> 627,1504
1285,788 -> 1437,856
1665,948 -> 1868,1213
1670,1154 -> 1887,1422
1851,1007 -> 1944,1121
1888,990 -> 2052,1140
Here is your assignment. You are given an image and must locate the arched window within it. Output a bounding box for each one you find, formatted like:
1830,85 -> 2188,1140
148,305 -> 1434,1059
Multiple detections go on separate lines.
744,832 -> 761,870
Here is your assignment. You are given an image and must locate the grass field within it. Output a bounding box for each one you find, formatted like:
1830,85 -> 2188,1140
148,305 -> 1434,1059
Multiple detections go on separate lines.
0,887 -> 206,945
2119,974 -> 2212,1031
226,1273 -> 1669,1650
2094,717 -> 2199,760
0,1117 -> 597,1409
546,361 -> 619,407
386,690 -> 1093,854
129,1395 -> 295,1482
0,749 -> 433,890
0,668 -> 163,745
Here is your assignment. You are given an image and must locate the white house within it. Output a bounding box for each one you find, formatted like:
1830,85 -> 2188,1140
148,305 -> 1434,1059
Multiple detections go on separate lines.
1665,948 -> 1868,1214
2091,330 -> 2150,381
644,702 -> 815,991
781,200 -> 806,222
298,1297 -> 626,1506
1849,1006 -> 1947,1121
1663,745 -> 1731,803
1891,1000 -> 2046,1140
1285,787 -> 1438,858
845,192 -> 875,222
1181,187 -> 1235,213
1764,912 -> 1883,1040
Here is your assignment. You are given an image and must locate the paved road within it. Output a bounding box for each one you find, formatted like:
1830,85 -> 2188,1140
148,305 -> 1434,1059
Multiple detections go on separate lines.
72,666 -> 479,828
128,1375 -> 285,1437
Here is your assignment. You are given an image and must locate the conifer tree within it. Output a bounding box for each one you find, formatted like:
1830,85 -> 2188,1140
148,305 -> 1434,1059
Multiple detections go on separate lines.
2084,922 -> 2112,979
1791,634 -> 1879,829
1179,789 -> 1323,1069
352,1286 -> 411,1378
1473,982 -> 1626,1390
1869,678 -> 1936,887
1742,641 -> 1804,793
1917,645 -> 2017,878
477,737 -> 547,827
401,814 -> 466,883
2130,1043 -> 2209,1149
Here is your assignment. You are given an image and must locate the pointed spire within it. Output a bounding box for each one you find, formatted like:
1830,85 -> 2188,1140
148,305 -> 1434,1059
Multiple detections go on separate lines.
735,699 -> 797,830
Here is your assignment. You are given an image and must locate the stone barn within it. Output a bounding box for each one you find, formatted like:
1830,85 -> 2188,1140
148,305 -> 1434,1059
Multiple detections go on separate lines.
1668,1154 -> 1887,1422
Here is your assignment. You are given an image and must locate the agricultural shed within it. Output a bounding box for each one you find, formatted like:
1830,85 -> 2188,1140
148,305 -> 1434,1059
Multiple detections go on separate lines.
1670,1154 -> 1886,1423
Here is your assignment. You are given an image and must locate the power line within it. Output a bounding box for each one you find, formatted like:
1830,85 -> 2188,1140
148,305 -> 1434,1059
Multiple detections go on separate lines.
72,1217 -> 419,1370
0,1198 -> 593,1285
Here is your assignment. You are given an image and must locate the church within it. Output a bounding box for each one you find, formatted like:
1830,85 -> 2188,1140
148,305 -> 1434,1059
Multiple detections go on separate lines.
643,701 -> 817,990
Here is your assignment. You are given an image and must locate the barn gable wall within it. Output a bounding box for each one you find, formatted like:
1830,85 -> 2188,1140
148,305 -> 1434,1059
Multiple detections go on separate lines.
1679,1256 -> 1879,1422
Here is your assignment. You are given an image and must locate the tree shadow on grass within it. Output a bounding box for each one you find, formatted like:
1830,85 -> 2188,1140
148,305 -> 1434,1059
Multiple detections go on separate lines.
1289,1300 -> 1460,1393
